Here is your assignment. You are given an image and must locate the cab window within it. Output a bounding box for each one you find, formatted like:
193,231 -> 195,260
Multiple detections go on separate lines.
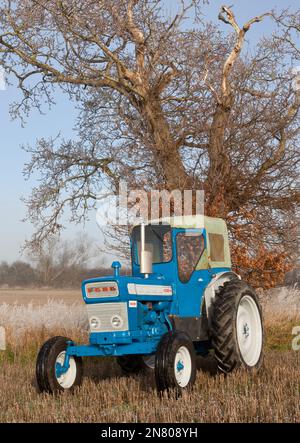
208,233 -> 225,262
176,232 -> 205,283
132,224 -> 172,264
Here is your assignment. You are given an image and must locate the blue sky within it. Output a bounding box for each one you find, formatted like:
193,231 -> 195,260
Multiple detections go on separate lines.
0,0 -> 299,263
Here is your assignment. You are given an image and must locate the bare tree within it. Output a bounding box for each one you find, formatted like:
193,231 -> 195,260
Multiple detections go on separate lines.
28,234 -> 93,285
0,260 -> 37,287
0,1 -> 299,286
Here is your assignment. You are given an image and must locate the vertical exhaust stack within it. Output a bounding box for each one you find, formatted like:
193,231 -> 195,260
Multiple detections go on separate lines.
140,223 -> 153,277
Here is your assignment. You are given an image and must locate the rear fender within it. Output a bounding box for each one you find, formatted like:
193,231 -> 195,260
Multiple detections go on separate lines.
203,271 -> 240,329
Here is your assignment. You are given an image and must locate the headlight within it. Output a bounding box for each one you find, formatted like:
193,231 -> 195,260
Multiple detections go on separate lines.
90,316 -> 101,330
111,315 -> 123,329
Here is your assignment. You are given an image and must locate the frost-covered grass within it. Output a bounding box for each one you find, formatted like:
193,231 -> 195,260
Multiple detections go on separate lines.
265,288 -> 299,316
0,287 -> 298,346
0,300 -> 87,334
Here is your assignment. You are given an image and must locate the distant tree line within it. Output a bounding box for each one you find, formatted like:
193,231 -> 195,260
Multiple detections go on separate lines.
0,259 -> 298,289
0,235 -> 129,288
0,260 -> 110,288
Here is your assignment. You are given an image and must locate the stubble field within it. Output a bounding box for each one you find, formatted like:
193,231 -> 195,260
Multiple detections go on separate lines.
0,288 -> 299,423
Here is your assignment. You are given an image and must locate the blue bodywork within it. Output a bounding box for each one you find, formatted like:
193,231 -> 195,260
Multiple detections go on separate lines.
63,226 -> 230,370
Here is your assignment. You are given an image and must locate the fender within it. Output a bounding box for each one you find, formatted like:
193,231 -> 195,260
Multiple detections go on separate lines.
203,271 -> 241,329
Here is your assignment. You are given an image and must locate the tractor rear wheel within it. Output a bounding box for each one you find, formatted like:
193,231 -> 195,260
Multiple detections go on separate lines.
211,280 -> 264,373
155,331 -> 196,395
36,336 -> 83,394
117,355 -> 154,374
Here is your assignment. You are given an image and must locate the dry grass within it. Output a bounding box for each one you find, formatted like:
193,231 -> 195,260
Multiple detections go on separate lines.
0,349 -> 298,423
0,288 -> 81,306
0,288 -> 299,423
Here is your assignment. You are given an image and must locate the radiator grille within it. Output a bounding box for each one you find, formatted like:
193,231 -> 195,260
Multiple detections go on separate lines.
87,302 -> 128,332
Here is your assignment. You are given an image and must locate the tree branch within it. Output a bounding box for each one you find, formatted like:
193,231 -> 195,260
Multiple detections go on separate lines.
219,6 -> 270,101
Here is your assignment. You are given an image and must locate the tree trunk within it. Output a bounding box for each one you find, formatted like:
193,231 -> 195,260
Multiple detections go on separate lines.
206,101 -> 232,216
143,98 -> 190,190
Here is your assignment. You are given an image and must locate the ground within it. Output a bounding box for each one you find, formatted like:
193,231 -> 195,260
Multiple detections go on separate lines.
0,288 -> 82,306
0,288 -> 299,422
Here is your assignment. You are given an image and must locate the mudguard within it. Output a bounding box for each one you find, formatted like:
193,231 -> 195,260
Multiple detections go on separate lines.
203,271 -> 241,329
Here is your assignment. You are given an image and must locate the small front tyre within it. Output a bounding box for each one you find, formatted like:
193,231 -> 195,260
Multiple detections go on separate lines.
36,336 -> 83,394
155,331 -> 196,396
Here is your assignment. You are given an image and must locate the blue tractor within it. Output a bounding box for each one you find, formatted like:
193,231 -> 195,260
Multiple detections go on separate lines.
36,216 -> 264,395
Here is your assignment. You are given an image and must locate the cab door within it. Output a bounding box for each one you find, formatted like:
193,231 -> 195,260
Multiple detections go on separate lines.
174,228 -> 211,318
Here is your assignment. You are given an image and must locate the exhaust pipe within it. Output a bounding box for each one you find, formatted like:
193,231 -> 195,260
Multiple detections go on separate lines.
140,223 -> 152,276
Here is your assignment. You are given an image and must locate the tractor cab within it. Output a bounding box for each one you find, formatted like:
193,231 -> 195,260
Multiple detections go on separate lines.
130,216 -> 232,283
129,216 -> 232,320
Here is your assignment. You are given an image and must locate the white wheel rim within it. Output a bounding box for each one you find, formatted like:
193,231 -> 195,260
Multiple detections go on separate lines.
236,295 -> 263,367
143,355 -> 155,369
55,351 -> 77,389
174,346 -> 192,387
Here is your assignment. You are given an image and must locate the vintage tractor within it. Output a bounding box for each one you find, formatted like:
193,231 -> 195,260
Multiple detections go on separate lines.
36,216 -> 264,394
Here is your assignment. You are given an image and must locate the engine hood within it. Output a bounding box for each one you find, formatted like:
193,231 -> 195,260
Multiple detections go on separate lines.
81,274 -> 174,304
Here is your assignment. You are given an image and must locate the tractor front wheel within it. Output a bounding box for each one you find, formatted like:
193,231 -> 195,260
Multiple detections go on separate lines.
155,331 -> 196,395
211,280 -> 264,373
36,336 -> 83,394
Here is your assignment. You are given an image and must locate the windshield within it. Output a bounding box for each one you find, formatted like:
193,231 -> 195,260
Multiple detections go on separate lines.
132,224 -> 172,265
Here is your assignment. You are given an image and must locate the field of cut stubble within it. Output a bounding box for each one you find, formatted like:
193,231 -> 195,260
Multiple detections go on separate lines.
0,287 -> 299,423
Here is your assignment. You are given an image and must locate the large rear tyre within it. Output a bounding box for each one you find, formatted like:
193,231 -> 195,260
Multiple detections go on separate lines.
155,331 -> 196,395
211,280 -> 264,373
36,336 -> 83,394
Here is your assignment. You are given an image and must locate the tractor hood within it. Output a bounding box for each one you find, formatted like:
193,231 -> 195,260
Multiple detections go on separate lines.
81,273 -> 173,304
